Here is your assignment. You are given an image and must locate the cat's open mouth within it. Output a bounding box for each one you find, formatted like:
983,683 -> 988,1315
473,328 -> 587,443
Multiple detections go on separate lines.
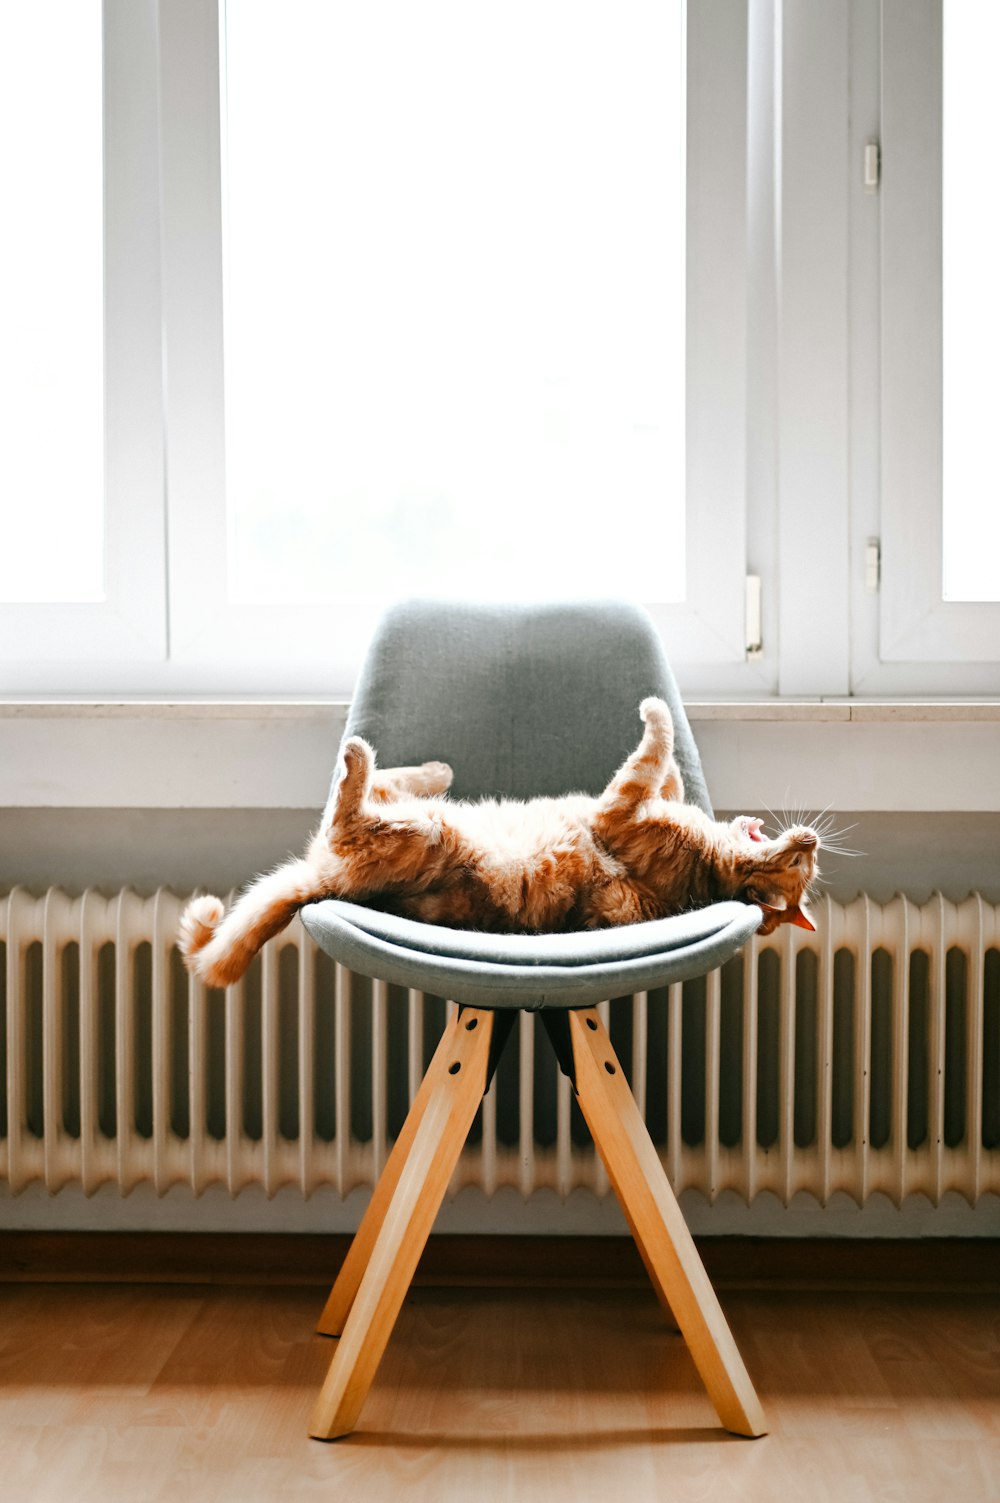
746,817 -> 766,844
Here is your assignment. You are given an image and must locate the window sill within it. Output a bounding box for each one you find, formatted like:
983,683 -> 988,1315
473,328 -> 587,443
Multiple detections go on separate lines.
3,697 -> 999,720
1,699 -> 997,811
689,699 -> 1000,722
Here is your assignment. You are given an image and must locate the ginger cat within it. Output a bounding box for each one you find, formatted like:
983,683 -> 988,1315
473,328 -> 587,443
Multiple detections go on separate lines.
179,698 -> 819,988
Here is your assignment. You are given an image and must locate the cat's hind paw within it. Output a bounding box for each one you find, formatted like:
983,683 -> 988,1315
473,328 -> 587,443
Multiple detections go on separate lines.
639,696 -> 671,727
178,894 -> 225,967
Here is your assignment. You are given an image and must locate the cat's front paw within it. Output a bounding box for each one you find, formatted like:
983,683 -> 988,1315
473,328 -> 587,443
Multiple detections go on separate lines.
417,760 -> 453,795
342,736 -> 375,775
328,736 -> 375,827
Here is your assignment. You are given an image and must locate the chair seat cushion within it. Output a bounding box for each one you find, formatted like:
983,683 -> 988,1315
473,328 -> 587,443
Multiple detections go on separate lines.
300,898 -> 762,1010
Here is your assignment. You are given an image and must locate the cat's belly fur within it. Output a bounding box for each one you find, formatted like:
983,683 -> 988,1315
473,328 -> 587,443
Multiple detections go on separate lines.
372,794 -> 647,932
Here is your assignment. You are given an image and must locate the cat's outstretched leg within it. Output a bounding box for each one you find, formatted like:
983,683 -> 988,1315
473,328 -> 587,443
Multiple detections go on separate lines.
181,744 -> 455,988
317,736 -> 378,843
371,761 -> 453,804
319,739 -> 452,838
330,738 -> 375,827
322,737 -> 470,896
179,856 -> 324,988
658,757 -> 686,804
595,699 -> 675,824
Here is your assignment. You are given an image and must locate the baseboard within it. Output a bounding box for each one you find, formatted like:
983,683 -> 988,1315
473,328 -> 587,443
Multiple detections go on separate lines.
0,1232 -> 997,1292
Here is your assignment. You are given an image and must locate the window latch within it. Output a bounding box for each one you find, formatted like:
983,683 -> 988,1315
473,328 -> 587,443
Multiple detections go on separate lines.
864,140 -> 881,192
865,539 -> 881,593
745,574 -> 763,659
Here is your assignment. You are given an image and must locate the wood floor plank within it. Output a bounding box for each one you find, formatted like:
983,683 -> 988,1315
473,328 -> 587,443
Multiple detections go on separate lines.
0,1284 -> 998,1502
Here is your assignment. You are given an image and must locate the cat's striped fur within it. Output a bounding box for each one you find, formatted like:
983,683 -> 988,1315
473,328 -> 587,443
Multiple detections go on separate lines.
179,698 -> 818,988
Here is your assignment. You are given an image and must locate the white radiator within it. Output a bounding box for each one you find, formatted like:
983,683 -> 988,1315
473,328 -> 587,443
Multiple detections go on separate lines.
1,887 -> 998,1207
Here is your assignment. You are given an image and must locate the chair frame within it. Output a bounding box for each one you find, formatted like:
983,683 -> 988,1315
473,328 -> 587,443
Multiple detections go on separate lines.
310,1002 -> 766,1442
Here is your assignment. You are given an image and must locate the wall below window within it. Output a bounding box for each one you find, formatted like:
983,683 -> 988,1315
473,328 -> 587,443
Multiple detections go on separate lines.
2,701 -> 999,814
1,807 -> 998,909
1,695 -> 997,897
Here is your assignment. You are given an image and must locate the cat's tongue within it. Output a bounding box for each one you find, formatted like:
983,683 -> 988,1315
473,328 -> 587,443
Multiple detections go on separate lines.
748,818 -> 766,843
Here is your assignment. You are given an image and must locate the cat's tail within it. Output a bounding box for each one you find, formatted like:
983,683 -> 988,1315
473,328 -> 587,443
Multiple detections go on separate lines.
178,858 -> 320,987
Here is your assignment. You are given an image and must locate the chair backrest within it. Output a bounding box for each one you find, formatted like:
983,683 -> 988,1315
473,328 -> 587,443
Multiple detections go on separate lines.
340,599 -> 713,815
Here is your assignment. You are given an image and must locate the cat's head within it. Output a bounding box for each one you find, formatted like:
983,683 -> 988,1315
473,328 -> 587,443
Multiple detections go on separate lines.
724,817 -> 819,934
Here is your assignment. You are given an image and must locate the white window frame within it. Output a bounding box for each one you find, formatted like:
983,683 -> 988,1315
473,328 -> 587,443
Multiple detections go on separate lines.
7,0 -> 773,699
157,0 -> 764,696
13,1 -> 995,702
853,0 -> 1000,694
0,0 -> 166,682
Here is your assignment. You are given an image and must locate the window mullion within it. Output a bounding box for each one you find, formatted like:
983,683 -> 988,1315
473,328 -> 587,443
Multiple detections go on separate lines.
775,0 -> 851,697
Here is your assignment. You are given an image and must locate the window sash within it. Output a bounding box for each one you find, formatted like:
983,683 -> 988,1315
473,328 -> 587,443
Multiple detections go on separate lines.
159,0 -> 759,695
877,0 -> 1000,674
0,0 -> 166,681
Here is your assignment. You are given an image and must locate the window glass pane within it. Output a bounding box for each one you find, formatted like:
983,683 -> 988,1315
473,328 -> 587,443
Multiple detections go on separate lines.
0,2 -> 104,603
221,0 -> 685,606
942,1 -> 1000,601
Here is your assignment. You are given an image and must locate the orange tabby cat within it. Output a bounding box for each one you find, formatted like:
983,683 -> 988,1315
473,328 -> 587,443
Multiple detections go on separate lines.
179,697 -> 819,988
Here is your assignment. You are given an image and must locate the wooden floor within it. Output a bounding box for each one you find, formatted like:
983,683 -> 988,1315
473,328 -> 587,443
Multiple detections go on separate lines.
1,1282 -> 998,1503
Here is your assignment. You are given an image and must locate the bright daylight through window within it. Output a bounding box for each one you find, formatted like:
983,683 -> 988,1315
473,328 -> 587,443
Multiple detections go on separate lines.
942,0 -> 1000,602
220,0 -> 686,607
0,1 -> 104,605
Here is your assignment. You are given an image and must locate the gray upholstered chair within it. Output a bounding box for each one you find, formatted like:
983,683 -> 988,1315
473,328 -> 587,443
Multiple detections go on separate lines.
302,600 -> 766,1441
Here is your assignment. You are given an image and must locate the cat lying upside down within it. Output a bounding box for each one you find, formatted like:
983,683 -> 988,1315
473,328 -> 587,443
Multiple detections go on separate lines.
179,698 -> 819,988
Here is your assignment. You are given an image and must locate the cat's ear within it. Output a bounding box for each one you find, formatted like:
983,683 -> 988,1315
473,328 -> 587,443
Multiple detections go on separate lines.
751,892 -> 817,933
747,882 -> 815,925
784,899 -> 816,932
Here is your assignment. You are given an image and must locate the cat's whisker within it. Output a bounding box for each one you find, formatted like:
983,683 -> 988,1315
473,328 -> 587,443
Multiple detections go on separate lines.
812,808 -> 851,827
818,826 -> 859,845
761,803 -> 783,838
805,809 -> 860,858
814,818 -> 859,840
817,840 -> 864,858
772,802 -> 796,838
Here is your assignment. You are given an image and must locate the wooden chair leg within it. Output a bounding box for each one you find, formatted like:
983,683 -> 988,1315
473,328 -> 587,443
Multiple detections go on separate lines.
539,1013 -> 679,1329
612,1189 -> 681,1332
566,1007 -> 767,1438
310,1006 -> 495,1441
315,1009 -> 462,1336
